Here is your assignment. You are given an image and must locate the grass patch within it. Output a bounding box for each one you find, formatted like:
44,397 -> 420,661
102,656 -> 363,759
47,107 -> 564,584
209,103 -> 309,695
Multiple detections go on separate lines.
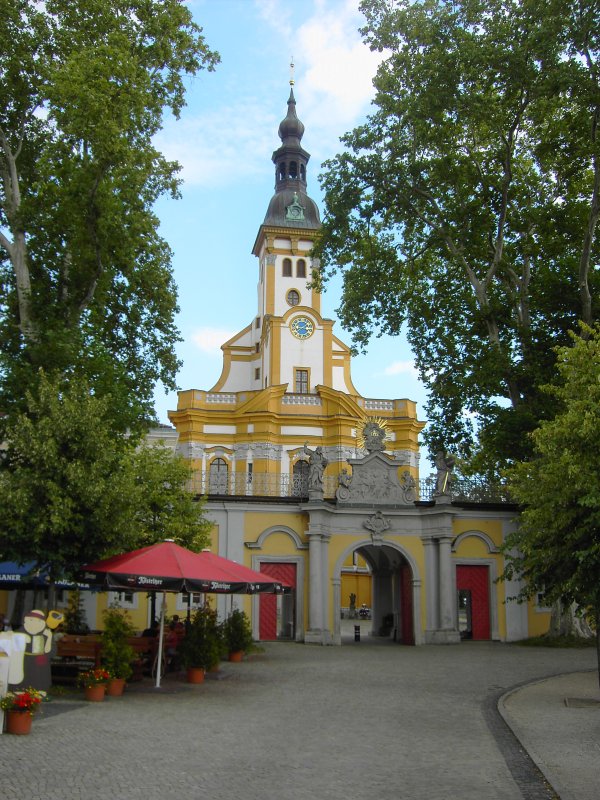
517,634 -> 596,648
48,684 -> 80,697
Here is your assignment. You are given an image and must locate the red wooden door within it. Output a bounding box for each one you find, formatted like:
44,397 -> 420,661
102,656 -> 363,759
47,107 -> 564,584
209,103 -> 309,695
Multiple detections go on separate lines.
400,564 -> 414,645
259,563 -> 296,641
456,565 -> 490,640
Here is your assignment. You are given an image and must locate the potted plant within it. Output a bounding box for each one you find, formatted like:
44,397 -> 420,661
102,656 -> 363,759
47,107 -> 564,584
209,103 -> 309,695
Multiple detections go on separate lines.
223,608 -> 253,662
180,605 -> 222,683
78,668 -> 111,701
101,605 -> 136,695
1,687 -> 47,735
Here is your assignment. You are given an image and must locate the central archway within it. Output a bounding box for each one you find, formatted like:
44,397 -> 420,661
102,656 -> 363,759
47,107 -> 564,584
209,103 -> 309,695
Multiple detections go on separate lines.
333,540 -> 421,646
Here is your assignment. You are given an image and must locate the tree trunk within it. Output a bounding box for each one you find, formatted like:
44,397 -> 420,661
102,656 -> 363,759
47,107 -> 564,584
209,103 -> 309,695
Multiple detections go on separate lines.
548,601 -> 593,638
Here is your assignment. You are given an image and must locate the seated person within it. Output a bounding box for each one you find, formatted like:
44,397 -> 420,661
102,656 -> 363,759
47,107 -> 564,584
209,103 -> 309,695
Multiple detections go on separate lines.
142,620 -> 160,637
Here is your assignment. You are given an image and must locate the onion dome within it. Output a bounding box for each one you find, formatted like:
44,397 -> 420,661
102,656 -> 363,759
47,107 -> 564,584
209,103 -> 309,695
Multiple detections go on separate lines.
263,87 -> 321,230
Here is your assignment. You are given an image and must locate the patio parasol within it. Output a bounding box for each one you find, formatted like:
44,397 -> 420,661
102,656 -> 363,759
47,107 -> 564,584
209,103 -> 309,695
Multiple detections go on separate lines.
0,561 -> 91,590
79,540 -> 284,687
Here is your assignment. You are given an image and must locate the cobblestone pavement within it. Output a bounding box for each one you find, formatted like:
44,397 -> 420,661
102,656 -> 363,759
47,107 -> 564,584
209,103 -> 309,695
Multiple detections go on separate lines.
500,670 -> 600,800
2,640 -> 596,800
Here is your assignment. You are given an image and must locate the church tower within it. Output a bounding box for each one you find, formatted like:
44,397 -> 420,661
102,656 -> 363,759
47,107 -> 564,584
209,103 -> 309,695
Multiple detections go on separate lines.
169,83 -> 424,495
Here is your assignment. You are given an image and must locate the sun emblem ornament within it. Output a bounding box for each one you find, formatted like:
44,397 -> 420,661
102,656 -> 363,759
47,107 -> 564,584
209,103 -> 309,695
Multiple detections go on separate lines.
357,417 -> 389,453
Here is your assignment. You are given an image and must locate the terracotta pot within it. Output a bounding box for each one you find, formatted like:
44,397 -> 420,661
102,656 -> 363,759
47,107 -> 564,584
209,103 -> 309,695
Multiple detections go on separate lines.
186,667 -> 205,684
106,678 -> 126,697
84,684 -> 106,702
228,650 -> 244,663
6,710 -> 33,735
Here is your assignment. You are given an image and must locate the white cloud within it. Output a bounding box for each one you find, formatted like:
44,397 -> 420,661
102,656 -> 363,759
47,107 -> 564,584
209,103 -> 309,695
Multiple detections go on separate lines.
190,327 -> 235,354
382,360 -> 419,378
157,0 -> 385,188
297,2 -> 383,127
155,102 -> 277,188
258,0 -> 384,141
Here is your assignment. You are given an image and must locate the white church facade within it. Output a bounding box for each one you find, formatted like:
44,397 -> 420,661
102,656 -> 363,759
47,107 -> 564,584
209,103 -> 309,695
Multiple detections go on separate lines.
166,86 -> 550,646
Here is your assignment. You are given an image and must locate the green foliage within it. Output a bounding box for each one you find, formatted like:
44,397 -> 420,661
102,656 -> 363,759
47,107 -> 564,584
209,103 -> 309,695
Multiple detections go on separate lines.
0,372 -> 213,577
503,325 -> 600,622
179,605 -> 222,670
0,1 -> 219,433
62,589 -> 89,635
101,605 -> 136,680
223,609 -> 253,654
517,635 -> 596,649
0,371 -> 137,578
315,0 -> 600,475
128,444 -> 213,551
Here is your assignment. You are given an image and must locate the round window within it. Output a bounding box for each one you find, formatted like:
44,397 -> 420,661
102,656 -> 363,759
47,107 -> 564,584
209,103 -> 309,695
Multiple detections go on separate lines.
287,289 -> 300,306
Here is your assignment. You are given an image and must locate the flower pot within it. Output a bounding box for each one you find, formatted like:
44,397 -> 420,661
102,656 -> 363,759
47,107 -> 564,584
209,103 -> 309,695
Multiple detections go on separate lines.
84,684 -> 106,702
228,650 -> 244,663
6,711 -> 33,735
106,678 -> 126,697
186,667 -> 205,684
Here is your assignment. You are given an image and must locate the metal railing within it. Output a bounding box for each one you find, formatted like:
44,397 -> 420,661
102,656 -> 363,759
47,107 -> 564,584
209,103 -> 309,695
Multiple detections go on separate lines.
418,476 -> 511,503
189,471 -> 510,503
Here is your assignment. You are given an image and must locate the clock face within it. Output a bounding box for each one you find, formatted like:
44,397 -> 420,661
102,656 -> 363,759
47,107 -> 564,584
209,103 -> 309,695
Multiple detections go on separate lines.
290,316 -> 314,340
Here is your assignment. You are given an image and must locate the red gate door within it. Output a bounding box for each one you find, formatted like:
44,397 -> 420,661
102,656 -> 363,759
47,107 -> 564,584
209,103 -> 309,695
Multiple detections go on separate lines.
259,563 -> 296,641
400,564 -> 414,645
456,565 -> 490,640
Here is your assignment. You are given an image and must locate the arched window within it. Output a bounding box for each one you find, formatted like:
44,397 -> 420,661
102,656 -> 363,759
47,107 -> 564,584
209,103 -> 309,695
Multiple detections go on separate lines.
287,289 -> 300,306
289,161 -> 298,179
209,458 -> 228,494
296,259 -> 306,278
292,460 -> 309,497
300,164 -> 306,181
278,164 -> 286,181
282,258 -> 292,277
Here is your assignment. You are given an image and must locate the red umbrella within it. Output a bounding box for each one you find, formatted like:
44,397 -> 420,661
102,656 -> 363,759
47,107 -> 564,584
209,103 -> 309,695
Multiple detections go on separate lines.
79,540 -> 285,594
79,541 -> 284,687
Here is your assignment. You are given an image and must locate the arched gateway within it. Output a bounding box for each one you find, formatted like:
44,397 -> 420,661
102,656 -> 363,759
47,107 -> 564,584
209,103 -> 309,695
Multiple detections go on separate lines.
333,540 -> 418,646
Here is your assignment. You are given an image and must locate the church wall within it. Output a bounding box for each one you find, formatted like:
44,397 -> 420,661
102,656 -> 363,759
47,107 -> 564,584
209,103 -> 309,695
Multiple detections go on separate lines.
527,600 -> 553,638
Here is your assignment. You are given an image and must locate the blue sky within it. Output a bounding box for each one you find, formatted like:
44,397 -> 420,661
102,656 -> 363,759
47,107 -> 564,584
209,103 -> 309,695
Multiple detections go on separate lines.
153,0 -> 432,471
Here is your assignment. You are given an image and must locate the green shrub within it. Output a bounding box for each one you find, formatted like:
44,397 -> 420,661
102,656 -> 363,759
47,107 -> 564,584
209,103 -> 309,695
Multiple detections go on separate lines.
180,605 -> 222,670
101,605 -> 136,680
223,609 -> 253,653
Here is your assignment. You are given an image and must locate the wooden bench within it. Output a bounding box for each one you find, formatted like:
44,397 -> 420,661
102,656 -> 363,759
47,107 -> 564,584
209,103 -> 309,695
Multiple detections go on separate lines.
52,634 -> 158,684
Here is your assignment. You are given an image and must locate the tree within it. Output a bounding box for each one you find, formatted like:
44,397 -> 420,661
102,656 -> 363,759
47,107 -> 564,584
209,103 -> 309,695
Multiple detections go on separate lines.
0,1 -> 219,433
62,588 -> 90,635
128,443 -> 212,552
0,371 -> 138,585
0,372 -> 213,599
315,0 -> 600,474
503,326 -> 600,686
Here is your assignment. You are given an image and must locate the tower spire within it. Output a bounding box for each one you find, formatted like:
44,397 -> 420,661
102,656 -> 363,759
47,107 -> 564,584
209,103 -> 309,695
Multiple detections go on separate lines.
260,73 -> 321,231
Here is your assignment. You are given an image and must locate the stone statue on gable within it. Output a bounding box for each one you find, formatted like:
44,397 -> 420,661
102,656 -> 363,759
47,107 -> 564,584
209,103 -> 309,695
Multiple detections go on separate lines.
303,442 -> 328,499
434,450 -> 455,497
